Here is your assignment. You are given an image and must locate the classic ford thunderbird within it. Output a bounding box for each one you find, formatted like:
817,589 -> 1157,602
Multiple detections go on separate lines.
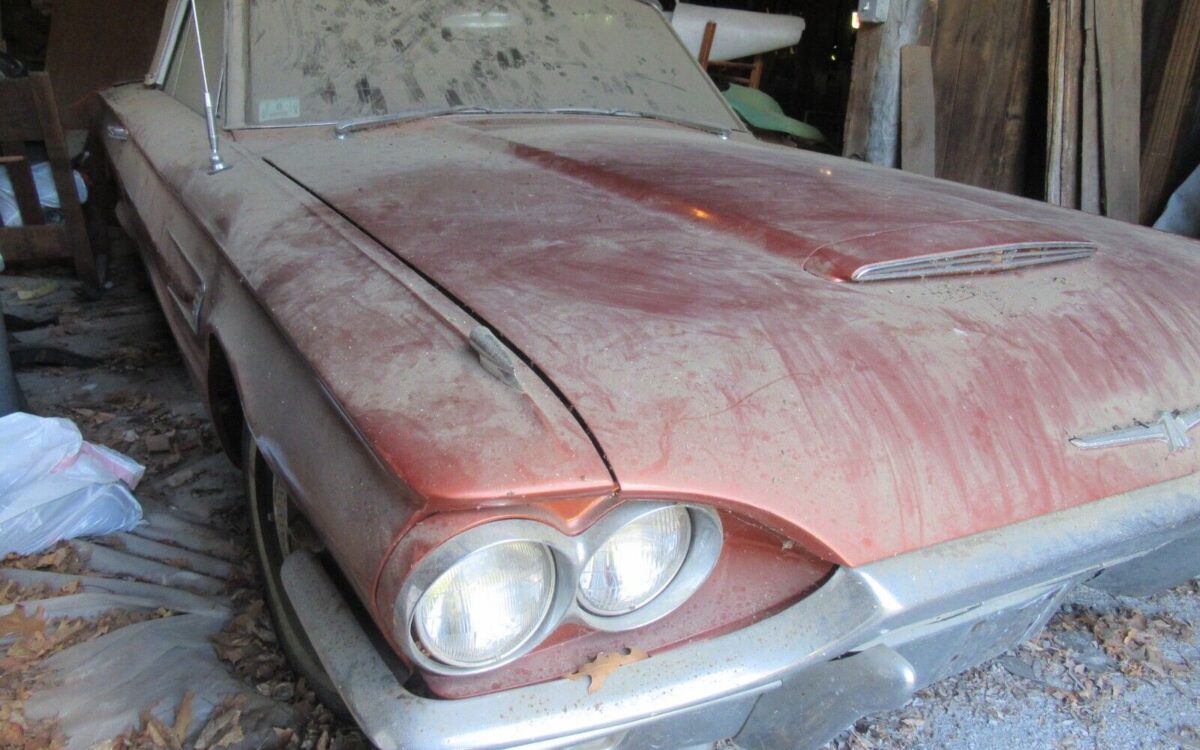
97,0 -> 1200,748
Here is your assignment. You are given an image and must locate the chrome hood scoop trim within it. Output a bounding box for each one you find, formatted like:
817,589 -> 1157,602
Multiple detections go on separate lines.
801,219 -> 1096,282
851,241 -> 1097,282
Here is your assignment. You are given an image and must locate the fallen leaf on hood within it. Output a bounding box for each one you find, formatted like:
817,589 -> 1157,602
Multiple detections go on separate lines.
564,647 -> 648,694
0,606 -> 45,640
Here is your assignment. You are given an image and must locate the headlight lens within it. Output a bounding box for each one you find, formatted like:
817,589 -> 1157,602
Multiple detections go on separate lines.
413,541 -> 555,667
578,505 -> 692,615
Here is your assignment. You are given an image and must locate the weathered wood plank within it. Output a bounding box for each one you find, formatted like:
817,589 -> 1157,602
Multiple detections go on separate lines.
900,45 -> 936,176
1046,0 -> 1084,208
0,226 -> 68,261
931,0 -> 1039,193
1094,0 -> 1142,222
1080,0 -> 1101,214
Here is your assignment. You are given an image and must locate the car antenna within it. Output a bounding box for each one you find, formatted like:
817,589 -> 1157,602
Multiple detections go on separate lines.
189,0 -> 230,175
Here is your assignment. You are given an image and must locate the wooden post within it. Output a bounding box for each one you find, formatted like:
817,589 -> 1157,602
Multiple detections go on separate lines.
844,0 -> 931,166
698,22 -> 717,70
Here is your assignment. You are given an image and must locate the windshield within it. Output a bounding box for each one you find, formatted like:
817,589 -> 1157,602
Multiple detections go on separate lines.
244,0 -> 740,130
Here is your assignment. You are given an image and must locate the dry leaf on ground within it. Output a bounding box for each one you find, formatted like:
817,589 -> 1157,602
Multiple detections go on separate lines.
0,606 -> 46,640
173,690 -> 194,741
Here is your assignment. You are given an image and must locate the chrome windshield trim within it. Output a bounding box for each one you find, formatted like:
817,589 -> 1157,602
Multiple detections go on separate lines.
333,107 -> 735,139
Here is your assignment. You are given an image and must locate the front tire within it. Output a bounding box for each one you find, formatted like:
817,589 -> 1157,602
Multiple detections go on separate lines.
243,425 -> 347,714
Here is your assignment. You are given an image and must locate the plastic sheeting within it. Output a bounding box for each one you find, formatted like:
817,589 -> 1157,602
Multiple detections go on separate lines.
0,412 -> 144,556
1154,162 -> 1200,239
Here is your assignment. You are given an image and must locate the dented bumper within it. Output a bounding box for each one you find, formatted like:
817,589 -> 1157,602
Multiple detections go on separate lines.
281,472 -> 1200,750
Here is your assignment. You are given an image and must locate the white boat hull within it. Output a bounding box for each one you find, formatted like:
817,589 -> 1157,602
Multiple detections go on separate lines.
668,3 -> 805,62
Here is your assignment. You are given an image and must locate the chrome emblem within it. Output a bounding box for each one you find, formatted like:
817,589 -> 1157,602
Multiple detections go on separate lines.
1071,408 -> 1200,453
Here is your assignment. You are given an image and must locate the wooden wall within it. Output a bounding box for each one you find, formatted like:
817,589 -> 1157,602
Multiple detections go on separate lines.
931,0 -> 1040,195
844,0 -> 1199,225
44,0 -> 169,128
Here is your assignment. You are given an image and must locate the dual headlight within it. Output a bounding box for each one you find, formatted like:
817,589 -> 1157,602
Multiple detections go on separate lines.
399,504 -> 720,673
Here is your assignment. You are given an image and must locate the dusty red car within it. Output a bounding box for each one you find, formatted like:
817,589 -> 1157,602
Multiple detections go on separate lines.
97,0 -> 1200,748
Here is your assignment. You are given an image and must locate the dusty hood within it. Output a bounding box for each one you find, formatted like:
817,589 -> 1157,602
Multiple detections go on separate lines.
260,116 -> 1200,565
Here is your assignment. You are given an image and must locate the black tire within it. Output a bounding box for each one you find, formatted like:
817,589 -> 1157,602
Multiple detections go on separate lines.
243,424 -> 348,715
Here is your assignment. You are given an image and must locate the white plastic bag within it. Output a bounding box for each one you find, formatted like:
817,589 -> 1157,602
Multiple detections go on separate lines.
0,412 -> 144,556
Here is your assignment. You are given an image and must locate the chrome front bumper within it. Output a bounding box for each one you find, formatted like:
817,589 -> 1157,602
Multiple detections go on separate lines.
281,472 -> 1200,750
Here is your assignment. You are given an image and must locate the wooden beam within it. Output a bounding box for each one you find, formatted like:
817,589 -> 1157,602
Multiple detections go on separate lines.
1139,0 -> 1200,224
844,0 -> 930,166
1094,0 -> 1142,222
900,45 -> 936,176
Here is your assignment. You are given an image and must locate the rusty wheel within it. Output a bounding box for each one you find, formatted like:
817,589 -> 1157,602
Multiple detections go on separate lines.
243,424 -> 347,715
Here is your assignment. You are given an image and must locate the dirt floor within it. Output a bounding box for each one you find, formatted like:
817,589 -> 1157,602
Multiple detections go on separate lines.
2,251 -> 1199,749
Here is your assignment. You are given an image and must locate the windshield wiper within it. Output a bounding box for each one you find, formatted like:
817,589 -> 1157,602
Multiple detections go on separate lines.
334,105 -> 734,139
334,105 -> 494,138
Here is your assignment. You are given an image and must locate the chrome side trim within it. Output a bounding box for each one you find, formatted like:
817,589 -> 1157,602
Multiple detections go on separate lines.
851,241 -> 1096,282
281,471 -> 1200,750
1071,407 -> 1200,453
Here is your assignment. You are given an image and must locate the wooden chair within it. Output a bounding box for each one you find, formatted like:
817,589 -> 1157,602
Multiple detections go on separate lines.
698,21 -> 766,91
0,72 -> 99,290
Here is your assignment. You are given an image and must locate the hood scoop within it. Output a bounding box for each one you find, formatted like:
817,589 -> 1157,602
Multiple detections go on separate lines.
803,219 -> 1097,282
851,241 -> 1097,282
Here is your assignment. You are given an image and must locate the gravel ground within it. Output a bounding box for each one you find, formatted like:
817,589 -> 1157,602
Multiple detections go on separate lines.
3,253 -> 1198,750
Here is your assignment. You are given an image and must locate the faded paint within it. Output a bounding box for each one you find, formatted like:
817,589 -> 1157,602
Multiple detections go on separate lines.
251,115 -> 1200,567
102,61 -> 1200,697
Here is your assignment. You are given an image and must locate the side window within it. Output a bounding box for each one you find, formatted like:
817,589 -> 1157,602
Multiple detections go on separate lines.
163,0 -> 225,116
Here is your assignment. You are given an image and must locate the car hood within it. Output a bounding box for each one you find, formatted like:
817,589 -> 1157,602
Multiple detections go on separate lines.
260,116 -> 1200,565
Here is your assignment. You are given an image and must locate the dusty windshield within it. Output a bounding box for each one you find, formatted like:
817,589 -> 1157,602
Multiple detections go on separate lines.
245,0 -> 740,130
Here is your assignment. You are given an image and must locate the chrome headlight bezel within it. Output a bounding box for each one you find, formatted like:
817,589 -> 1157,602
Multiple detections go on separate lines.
394,502 -> 723,676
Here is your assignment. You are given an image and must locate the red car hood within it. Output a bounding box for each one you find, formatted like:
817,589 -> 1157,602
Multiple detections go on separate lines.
261,116 -> 1200,566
